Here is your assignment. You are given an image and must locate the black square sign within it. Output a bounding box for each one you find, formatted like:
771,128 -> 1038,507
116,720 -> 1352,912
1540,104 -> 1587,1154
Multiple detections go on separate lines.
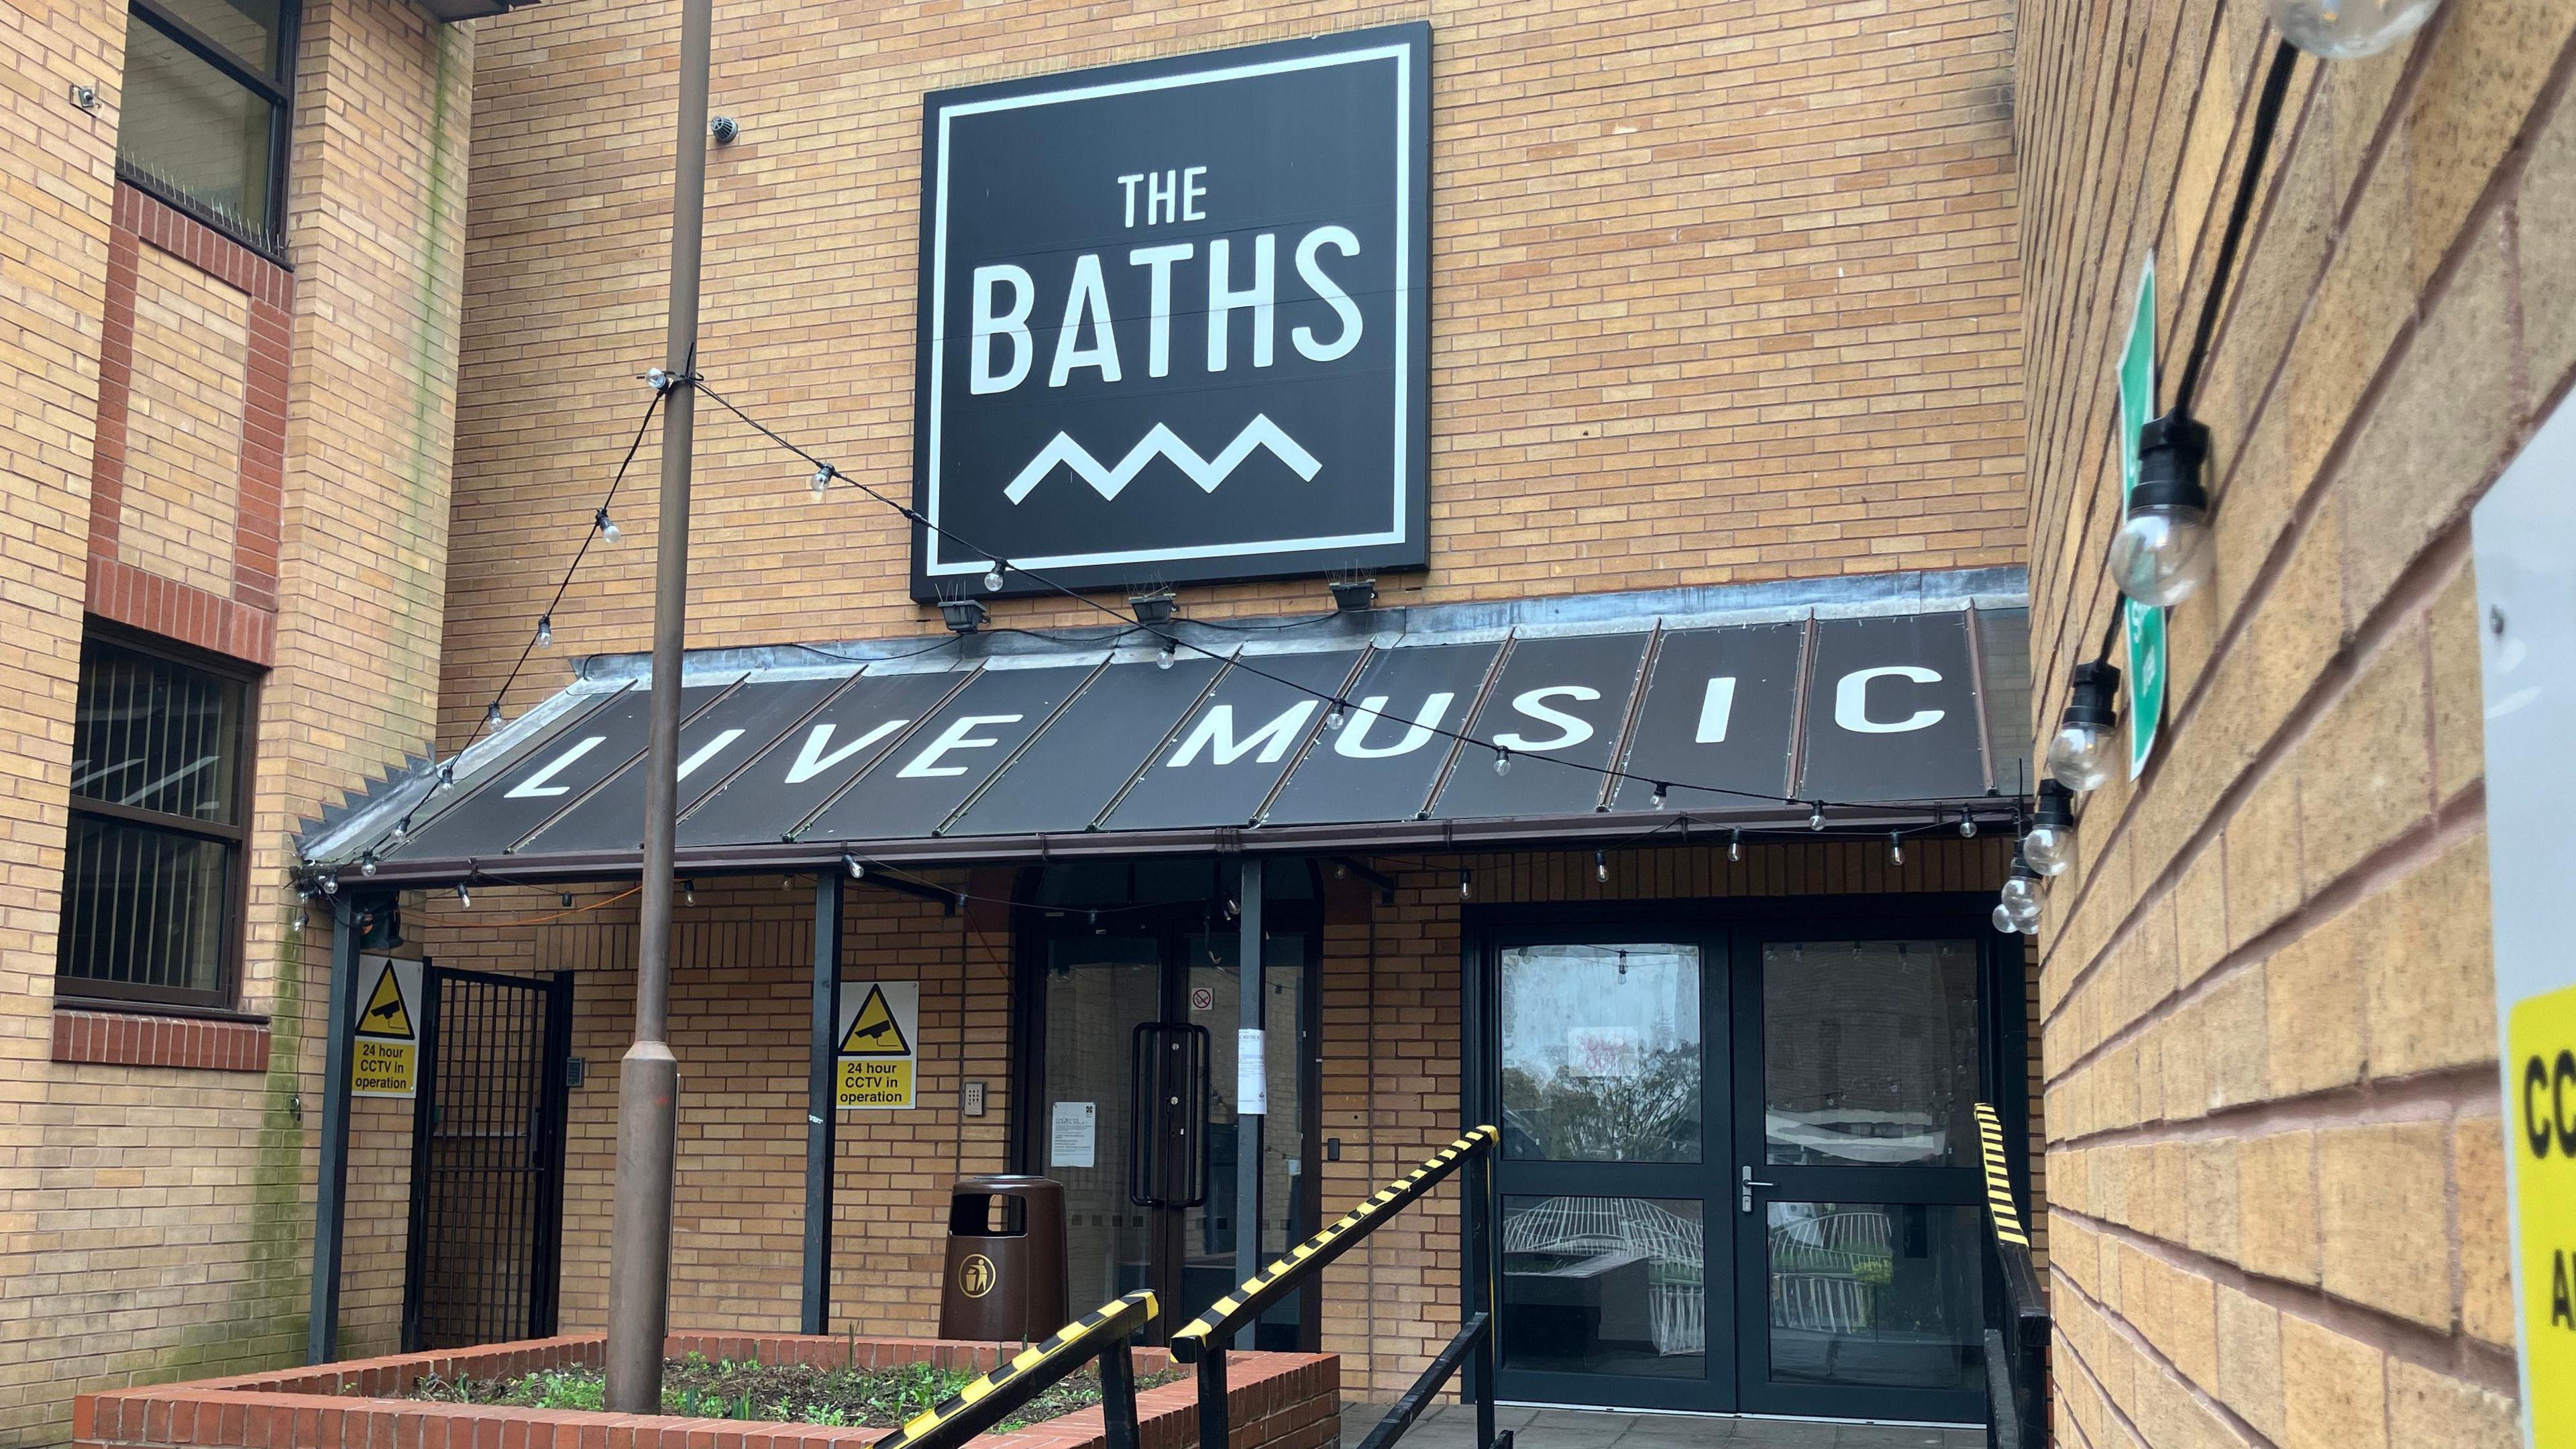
909,24 -> 1432,600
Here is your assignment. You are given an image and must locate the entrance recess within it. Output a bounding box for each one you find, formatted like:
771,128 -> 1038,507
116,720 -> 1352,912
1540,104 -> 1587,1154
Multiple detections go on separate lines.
1016,861 -> 1320,1349
401,966 -> 573,1352
1476,904 -> 2000,1424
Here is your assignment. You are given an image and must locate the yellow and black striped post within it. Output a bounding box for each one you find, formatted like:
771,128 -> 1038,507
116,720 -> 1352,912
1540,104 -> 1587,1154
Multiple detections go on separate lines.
1974,1103 -> 2028,1246
873,1289 -> 1157,1449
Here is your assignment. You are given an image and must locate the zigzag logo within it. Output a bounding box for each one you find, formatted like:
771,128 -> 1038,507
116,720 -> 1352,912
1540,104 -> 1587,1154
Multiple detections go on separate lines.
1001,415 -> 1322,504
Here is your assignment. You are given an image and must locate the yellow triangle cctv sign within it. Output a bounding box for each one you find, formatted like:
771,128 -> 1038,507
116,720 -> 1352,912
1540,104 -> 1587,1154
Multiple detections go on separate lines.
350,956 -> 421,1099
835,981 -> 919,1110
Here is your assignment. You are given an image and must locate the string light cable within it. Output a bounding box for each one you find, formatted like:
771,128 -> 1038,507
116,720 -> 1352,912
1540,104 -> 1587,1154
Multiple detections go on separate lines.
692,376 -> 1951,822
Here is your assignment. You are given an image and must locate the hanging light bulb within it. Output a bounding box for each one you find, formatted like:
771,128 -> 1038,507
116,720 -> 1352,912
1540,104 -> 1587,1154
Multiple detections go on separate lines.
1493,747 -> 1512,777
1999,855 -> 2043,930
645,366 -> 672,392
983,561 -> 1006,592
2265,0 -> 2440,57
1888,833 -> 1903,866
1326,700 -> 1346,731
561,893 -> 575,908
388,822 -> 407,849
360,855 -> 378,877
1595,850 -> 1609,883
1729,828 -> 1742,863
1458,869 -> 1472,901
683,879 -> 696,906
455,881 -> 472,909
437,762 -> 455,792
1991,902 -> 2021,934
810,462 -> 835,496
2108,411 -> 2214,607
596,506 -> 621,543
288,906 -> 303,934
1808,803 -> 1825,832
1157,641 -> 1175,671
320,875 -> 338,896
1959,811 -> 1977,839
536,614 -> 553,649
2022,781 -> 2078,877
2046,662 -> 2123,792
484,701 -> 504,730
1651,783 -> 1669,811
843,855 -> 865,880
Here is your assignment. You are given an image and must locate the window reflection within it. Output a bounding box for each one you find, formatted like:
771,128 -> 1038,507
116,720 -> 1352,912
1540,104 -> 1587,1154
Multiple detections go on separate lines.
1763,940 -> 1979,1167
1501,1196 -> 1704,1377
1766,1202 -> 1982,1391
1499,944 -> 1701,1163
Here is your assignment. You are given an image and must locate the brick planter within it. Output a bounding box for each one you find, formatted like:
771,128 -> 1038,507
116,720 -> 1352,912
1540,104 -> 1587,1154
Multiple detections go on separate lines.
73,1332 -> 1337,1449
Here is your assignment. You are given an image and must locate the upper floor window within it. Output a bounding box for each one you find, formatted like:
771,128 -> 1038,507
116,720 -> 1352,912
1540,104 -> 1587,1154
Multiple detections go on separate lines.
58,633 -> 256,1010
118,0 -> 296,252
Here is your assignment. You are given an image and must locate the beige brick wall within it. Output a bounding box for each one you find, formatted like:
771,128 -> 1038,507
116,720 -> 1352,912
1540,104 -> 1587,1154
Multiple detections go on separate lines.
0,0 -> 474,1443
119,246 -> 252,596
2017,1 -> 2570,1444
443,0 -> 2025,745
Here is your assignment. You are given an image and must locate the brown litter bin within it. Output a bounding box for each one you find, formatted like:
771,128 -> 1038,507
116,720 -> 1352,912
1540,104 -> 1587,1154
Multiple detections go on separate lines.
937,1175 -> 1069,1342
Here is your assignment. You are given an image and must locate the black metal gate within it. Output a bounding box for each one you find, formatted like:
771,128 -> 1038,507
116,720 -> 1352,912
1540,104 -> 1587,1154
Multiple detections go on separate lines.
402,967 -> 573,1351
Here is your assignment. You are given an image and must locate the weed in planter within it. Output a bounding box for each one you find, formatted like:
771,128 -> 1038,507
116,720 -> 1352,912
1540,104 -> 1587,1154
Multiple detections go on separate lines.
406,1355 -> 1172,1431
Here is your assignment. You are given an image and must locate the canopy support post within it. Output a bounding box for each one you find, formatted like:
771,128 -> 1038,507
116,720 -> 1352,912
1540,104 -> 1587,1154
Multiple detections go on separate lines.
802,872 -> 843,1334
307,898 -> 362,1364
1234,857 -> 1264,1350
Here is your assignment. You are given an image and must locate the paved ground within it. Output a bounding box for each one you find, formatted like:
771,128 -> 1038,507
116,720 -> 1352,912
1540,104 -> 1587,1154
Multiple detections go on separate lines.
1339,1403 -> 1986,1449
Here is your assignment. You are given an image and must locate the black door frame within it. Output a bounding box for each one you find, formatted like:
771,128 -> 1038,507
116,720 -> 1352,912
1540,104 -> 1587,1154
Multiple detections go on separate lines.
1464,892 -> 2022,1423
1008,860 -> 1327,1348
400,965 -> 574,1353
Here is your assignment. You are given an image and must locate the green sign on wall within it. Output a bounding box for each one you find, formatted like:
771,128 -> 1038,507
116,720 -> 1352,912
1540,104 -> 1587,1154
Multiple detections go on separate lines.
2116,255 -> 2163,780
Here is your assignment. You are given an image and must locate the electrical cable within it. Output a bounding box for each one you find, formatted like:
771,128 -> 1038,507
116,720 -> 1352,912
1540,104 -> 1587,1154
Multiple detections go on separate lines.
694,378 -> 1925,818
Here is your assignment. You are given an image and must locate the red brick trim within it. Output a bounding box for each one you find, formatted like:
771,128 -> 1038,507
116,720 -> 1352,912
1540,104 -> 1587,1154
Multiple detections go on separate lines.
76,1333 -> 1337,1449
84,183 -> 288,667
52,1008 -> 272,1073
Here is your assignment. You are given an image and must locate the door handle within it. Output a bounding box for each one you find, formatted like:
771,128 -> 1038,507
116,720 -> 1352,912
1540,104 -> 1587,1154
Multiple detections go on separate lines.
1739,1165 -> 1777,1214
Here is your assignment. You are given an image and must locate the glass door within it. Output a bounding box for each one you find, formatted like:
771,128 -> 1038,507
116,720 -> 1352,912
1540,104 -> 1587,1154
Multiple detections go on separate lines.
1491,936 -> 1731,1412
1021,862 -> 1321,1348
1730,936 -> 1989,1423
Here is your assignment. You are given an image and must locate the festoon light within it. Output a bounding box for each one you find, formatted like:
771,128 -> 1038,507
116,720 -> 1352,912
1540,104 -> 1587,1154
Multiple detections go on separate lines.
2045,662 -> 2122,792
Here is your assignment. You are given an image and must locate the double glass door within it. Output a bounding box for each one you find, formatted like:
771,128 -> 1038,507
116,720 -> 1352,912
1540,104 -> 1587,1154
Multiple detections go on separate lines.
1028,912 -> 1311,1348
1484,919 -> 1996,1423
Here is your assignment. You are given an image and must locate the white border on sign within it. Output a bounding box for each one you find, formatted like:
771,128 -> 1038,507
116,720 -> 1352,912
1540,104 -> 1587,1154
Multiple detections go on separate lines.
924,42 -> 1415,578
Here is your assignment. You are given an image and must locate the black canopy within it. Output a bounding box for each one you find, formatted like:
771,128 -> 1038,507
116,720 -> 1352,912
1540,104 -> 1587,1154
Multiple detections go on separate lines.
305,576 -> 2031,886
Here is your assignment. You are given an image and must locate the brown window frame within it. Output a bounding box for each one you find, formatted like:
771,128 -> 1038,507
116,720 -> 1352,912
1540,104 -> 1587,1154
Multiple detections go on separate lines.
56,625 -> 262,1012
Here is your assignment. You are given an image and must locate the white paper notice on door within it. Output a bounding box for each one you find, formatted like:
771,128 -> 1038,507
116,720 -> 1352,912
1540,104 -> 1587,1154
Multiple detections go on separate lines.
1049,1101 -> 1097,1169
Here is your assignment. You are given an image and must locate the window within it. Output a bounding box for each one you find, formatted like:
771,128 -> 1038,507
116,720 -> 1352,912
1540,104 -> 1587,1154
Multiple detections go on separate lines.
58,634 -> 255,1008
117,0 -> 295,250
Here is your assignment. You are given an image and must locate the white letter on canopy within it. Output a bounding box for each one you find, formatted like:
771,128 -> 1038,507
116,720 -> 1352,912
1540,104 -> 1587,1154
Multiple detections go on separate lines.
1833,665 -> 1945,734
1048,254 -> 1122,387
1207,235 -> 1276,372
1696,677 -> 1737,743
784,719 -> 909,784
971,265 -> 1034,394
505,735 -> 604,798
1335,694 -> 1454,759
1492,686 -> 1600,752
1167,700 -> 1318,767
898,714 -> 1024,777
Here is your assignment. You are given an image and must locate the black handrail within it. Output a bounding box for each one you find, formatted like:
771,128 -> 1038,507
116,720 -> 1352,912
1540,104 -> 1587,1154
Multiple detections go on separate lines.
1169,1128 -> 1511,1449
1976,1103 -> 2048,1449
873,1290 -> 1156,1449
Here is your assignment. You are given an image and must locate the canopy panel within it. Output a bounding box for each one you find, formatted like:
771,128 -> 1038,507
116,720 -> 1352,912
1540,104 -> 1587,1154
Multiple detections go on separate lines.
307,575 -> 2033,885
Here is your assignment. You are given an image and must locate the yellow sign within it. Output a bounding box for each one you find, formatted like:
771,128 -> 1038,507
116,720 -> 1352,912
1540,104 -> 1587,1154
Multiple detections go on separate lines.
958,1253 -> 998,1298
834,980 -> 918,1109
350,956 -> 421,1099
837,1057 -> 914,1108
2510,981 -> 2576,1446
839,985 -> 911,1056
356,961 -> 415,1038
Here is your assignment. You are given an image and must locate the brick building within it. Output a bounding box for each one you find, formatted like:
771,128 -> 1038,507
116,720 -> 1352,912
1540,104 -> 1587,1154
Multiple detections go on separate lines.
3,0 -> 2563,1448
0,0 -> 476,1436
